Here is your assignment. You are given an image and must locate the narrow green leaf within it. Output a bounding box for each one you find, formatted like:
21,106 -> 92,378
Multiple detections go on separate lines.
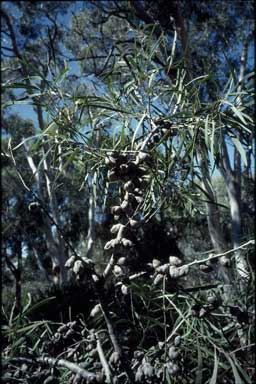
131,112 -> 147,149
195,344 -> 203,384
231,137 -> 248,166
209,348 -> 219,384
224,353 -> 244,384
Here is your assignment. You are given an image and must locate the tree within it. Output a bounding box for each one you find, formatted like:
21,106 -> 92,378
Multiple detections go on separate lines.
2,2 -> 255,383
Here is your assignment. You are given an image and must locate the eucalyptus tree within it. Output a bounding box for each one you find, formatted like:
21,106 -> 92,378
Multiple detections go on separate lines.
1,1 -> 78,283
63,0 -> 255,285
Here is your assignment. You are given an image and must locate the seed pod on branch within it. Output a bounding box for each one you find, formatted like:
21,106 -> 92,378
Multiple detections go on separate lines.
120,200 -> 130,212
152,259 -> 161,268
110,223 -> 125,235
65,256 -> 76,268
110,206 -> 122,215
90,304 -> 101,317
169,256 -> 182,266
168,346 -> 179,360
107,170 -> 119,181
117,257 -> 127,266
121,284 -> 129,295
169,265 -> 189,278
122,238 -> 134,247
73,260 -> 84,275
199,264 -> 213,273
153,273 -> 163,285
105,156 -> 117,167
156,263 -> 170,274
129,218 -> 140,228
114,265 -> 123,276
123,180 -> 135,192
109,351 -> 120,365
104,238 -> 121,250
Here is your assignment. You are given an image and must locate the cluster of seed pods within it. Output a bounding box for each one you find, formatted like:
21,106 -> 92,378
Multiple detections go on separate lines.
104,149 -> 151,282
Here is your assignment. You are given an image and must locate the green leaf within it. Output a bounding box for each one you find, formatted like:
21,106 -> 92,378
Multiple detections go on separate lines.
231,137 -> 248,166
131,111 -> 147,149
209,348 -> 219,384
195,344 -> 203,384
224,353 -> 245,384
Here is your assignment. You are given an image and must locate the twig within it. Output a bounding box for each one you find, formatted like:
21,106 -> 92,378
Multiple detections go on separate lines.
103,253 -> 116,279
96,333 -> 113,384
187,240 -> 254,267
8,357 -> 97,380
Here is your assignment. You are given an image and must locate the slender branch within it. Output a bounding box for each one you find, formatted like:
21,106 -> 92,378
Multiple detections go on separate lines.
188,240 -> 254,267
96,333 -> 113,384
9,357 -> 97,381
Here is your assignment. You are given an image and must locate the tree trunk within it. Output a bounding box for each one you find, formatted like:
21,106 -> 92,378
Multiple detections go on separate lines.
198,153 -> 232,286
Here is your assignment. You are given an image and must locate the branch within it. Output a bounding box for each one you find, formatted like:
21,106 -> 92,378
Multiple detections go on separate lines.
188,240 -> 254,268
96,333 -> 113,383
9,357 -> 97,381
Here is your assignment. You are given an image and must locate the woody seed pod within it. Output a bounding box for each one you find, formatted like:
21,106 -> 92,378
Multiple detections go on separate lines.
134,188 -> 143,196
135,196 -> 143,204
135,366 -> 144,382
65,256 -> 76,268
169,265 -> 189,278
105,156 -> 116,166
104,240 -> 114,250
156,263 -> 170,274
168,346 -> 179,360
120,200 -> 129,211
111,206 -> 122,215
152,259 -> 161,268
124,180 -> 135,192
142,363 -> 154,378
57,324 -> 68,333
114,265 -> 123,276
107,170 -> 118,181
174,335 -> 181,347
200,264 -> 213,273
110,223 -> 124,234
117,257 -> 126,266
109,351 -> 120,365
129,218 -> 139,228
121,284 -> 129,295
90,304 -> 101,317
153,273 -> 163,285
219,256 -> 230,267
73,260 -> 84,275
169,256 -> 182,266
122,238 -> 134,247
